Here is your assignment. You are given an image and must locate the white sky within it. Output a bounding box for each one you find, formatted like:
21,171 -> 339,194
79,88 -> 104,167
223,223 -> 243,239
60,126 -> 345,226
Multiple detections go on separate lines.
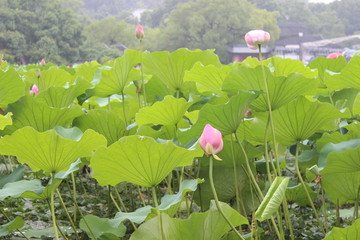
309,0 -> 337,3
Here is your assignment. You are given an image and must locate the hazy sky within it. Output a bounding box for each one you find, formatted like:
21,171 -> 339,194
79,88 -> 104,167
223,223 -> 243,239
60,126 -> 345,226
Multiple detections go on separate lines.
309,0 -> 337,3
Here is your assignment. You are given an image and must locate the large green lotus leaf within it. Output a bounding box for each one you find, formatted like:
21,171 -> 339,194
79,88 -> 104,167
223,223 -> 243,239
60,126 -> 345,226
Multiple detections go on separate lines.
0,216 -> 24,237
223,65 -> 317,111
20,178 -> 62,200
308,56 -> 347,84
0,165 -> 25,189
142,76 -> 170,104
74,60 -> 101,82
0,68 -> 25,108
326,56 -> 360,90
34,67 -> 75,90
91,135 -> 202,187
265,56 -> 317,78
0,113 -> 12,130
0,127 -> 107,173
143,48 -> 221,91
193,139 -> 259,213
184,62 -> 231,95
110,179 -> 203,225
135,95 -> 191,126
317,122 -> 360,150
35,79 -> 91,108
255,177 -> 289,221
285,183 -> 317,207
79,214 -> 126,240
321,146 -> 360,205
179,92 -> 257,144
130,201 -> 248,240
0,179 -> 43,200
1,96 -> 83,135
330,88 -> 360,116
272,96 -> 341,146
318,139 -> 360,169
92,50 -> 140,97
324,218 -> 360,240
73,109 -> 126,145
236,112 -> 271,145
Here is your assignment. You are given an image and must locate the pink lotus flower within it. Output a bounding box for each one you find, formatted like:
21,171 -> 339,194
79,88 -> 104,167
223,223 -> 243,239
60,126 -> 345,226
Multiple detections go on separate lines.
29,84 -> 39,95
199,124 -> 223,160
39,58 -> 46,65
245,30 -> 271,49
326,52 -> 343,59
136,24 -> 144,40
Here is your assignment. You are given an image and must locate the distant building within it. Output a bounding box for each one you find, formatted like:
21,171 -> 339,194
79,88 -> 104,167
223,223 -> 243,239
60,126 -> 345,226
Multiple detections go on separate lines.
228,45 -> 272,62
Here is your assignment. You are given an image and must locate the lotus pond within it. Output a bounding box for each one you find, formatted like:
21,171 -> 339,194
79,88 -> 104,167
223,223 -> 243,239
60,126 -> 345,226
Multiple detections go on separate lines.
0,49 -> 360,239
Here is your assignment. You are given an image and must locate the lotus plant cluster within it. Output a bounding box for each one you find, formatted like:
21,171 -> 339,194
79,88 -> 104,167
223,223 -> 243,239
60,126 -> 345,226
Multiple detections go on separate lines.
0,27 -> 359,240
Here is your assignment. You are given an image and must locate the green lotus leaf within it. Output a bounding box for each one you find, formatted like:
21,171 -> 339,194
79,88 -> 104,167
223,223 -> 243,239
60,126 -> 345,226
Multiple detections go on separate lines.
135,95 -> 191,126
143,48 -> 221,91
272,96 -> 341,146
184,62 -> 231,95
265,56 -> 317,78
130,201 -> 248,240
0,68 -> 25,108
0,127 -> 107,173
0,113 -> 12,130
0,165 -> 25,189
0,179 -> 44,200
35,78 -> 91,108
73,109 -> 126,145
255,177 -> 289,221
79,214 -> 126,240
324,218 -> 360,240
326,56 -> 360,90
223,65 -> 318,111
308,56 -> 347,85
321,146 -> 360,205
33,67 -> 75,90
0,216 -> 24,237
92,49 -> 140,97
317,122 -> 360,150
179,92 -> 257,144
110,179 -> 203,225
91,135 -> 202,187
286,183 -> 317,207
74,60 -> 101,83
1,96 -> 84,135
236,112 -> 271,145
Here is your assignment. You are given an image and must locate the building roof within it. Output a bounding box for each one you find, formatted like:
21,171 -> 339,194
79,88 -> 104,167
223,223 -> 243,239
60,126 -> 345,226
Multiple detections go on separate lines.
276,23 -> 322,46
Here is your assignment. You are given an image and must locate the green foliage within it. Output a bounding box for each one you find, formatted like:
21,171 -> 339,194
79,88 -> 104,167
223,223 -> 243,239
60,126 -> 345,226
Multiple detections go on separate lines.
130,201 -> 248,240
324,218 -> 360,240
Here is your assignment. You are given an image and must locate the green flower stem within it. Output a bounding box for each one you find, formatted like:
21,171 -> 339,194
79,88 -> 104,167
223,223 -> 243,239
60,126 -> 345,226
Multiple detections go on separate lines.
263,118 -> 274,183
137,185 -> 147,207
139,40 -> 147,106
55,188 -> 80,239
235,134 -> 283,240
50,175 -> 59,240
234,133 -> 263,198
114,185 -> 128,212
209,155 -> 245,240
321,185 -> 329,232
121,91 -> 128,126
152,186 -> 166,240
295,143 -> 325,234
354,185 -> 360,221
230,133 -> 241,212
282,200 -> 295,240
258,45 -> 281,176
0,207 -> 30,240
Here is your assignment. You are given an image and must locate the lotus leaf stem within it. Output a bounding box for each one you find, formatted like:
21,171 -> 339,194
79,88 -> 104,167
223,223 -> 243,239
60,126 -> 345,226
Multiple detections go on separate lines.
152,186 -> 165,240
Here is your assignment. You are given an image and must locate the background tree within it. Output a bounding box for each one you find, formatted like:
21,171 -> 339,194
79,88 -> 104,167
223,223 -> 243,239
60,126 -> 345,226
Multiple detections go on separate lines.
149,0 -> 279,62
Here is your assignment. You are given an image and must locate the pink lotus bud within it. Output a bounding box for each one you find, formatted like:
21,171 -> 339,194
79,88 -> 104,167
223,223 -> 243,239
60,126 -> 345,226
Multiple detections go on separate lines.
29,84 -> 39,95
39,58 -> 46,65
136,24 -> 144,40
199,124 -> 223,160
245,30 -> 270,49
326,52 -> 343,59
